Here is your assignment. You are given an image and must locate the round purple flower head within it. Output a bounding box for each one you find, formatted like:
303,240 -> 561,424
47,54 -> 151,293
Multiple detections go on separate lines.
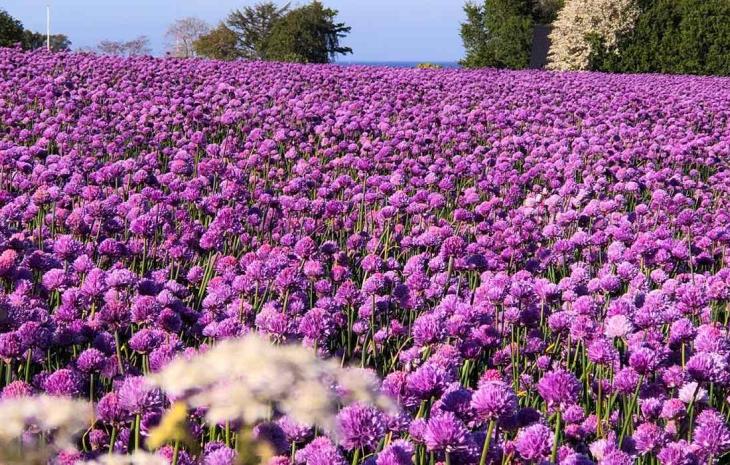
77,348 -> 107,373
692,409 -> 730,457
117,375 -> 164,415
560,451 -> 595,465
633,422 -> 666,455
97,391 -> 126,424
537,369 -> 581,410
296,436 -> 347,465
44,368 -> 83,397
656,440 -> 697,465
406,362 -> 451,400
515,423 -> 553,461
202,442 -> 237,465
1,380 -> 33,399
336,402 -> 386,451
422,411 -> 468,453
376,439 -> 414,465
277,415 -> 313,444
470,380 -> 518,422
601,449 -> 634,465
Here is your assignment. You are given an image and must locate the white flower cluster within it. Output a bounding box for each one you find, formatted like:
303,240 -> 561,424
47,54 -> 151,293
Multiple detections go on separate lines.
148,333 -> 396,431
0,395 -> 92,447
547,0 -> 639,71
0,395 -> 92,465
79,451 -> 168,465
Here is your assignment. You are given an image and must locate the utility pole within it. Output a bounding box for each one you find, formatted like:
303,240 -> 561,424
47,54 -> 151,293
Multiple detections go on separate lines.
46,4 -> 51,51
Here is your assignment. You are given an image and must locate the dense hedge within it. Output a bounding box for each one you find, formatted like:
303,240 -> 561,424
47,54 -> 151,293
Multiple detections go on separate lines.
460,0 -> 534,69
590,0 -> 730,76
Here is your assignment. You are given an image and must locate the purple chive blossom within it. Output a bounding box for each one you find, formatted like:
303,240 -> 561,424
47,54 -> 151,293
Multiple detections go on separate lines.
470,380 -> 518,422
422,412 -> 468,453
117,375 -> 164,415
375,439 -> 414,465
44,368 -> 84,397
336,403 -> 386,451
514,423 -> 554,461
296,437 -> 347,465
692,409 -> 730,457
202,443 -> 237,465
537,369 -> 581,410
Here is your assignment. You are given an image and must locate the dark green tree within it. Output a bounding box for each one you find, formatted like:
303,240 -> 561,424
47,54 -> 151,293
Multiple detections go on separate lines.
0,9 -> 24,47
590,0 -> 730,76
194,23 -> 240,61
265,1 -> 351,63
460,0 -> 534,69
226,1 -> 290,60
531,0 -> 563,24
22,30 -> 71,51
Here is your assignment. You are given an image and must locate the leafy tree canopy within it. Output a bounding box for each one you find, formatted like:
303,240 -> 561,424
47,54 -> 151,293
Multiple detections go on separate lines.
194,23 -> 240,61
0,9 -> 24,47
226,1 -> 290,60
265,1 -> 352,63
22,31 -> 71,52
460,0 -> 535,69
589,0 -> 730,76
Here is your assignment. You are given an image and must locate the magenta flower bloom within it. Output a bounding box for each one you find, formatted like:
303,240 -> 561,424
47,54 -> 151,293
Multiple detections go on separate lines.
336,403 -> 386,451
296,437 -> 347,465
692,409 -> 730,457
537,369 -> 581,409
470,380 -> 518,422
44,368 -> 83,397
515,423 -> 553,461
422,412 -> 468,453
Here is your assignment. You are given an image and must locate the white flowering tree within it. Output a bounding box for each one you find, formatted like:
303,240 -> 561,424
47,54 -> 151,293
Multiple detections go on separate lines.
547,0 -> 639,71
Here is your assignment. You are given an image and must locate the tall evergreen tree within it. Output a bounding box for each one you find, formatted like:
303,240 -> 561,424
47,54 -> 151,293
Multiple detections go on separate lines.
265,1 -> 351,63
0,9 -> 24,47
459,0 -> 534,69
226,2 -> 290,60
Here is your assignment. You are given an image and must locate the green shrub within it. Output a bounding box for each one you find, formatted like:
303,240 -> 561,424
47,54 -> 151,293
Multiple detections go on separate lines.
590,0 -> 730,76
460,0 -> 534,69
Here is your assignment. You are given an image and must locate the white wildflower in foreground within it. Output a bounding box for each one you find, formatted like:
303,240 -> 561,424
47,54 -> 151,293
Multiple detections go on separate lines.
78,451 -> 167,465
148,333 -> 396,431
0,395 -> 92,465
0,395 -> 92,446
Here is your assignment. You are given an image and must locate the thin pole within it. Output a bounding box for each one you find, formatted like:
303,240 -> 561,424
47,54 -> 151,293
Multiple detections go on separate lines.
46,5 -> 51,51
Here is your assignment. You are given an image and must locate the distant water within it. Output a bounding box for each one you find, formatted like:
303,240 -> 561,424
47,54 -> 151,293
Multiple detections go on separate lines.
336,61 -> 460,69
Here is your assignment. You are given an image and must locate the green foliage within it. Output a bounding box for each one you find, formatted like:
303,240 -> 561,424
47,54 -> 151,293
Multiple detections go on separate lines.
266,1 -> 351,64
22,31 -> 71,52
590,0 -> 730,76
196,1 -> 350,64
0,9 -> 24,47
459,0 -> 534,69
194,23 -> 239,61
226,2 -> 290,60
531,0 -> 564,23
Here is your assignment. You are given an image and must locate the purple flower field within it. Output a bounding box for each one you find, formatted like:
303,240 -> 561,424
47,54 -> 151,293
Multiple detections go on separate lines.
1,48 -> 730,465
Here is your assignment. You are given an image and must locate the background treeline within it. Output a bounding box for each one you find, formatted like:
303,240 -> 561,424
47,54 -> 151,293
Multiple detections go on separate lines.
461,0 -> 730,76
0,9 -> 70,51
194,1 -> 351,63
0,1 -> 350,64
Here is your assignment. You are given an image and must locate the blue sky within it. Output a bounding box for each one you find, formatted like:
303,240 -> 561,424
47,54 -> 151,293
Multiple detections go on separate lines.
4,0 -> 466,62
